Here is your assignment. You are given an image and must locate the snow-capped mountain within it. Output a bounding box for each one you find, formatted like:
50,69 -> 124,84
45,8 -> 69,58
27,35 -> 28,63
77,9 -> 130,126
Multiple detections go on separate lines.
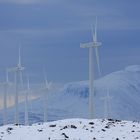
1,65 -> 140,124
0,119 -> 140,140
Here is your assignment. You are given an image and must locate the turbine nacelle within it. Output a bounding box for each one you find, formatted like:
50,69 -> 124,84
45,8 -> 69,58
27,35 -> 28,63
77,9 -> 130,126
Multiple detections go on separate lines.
80,42 -> 102,48
8,66 -> 25,73
17,66 -> 25,71
45,81 -> 52,89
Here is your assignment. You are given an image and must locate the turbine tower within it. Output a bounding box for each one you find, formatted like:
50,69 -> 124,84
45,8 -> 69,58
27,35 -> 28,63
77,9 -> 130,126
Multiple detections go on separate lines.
80,19 -> 102,119
8,47 -> 25,124
43,71 -> 52,122
24,75 -> 30,125
0,70 -> 11,125
101,89 -> 112,119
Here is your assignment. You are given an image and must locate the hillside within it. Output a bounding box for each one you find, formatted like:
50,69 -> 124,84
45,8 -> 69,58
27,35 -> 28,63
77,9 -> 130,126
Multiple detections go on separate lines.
0,119 -> 140,140
1,65 -> 140,124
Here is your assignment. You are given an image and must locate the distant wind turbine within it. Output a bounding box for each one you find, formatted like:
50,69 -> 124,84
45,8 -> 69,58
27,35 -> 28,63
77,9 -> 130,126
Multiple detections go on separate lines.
42,70 -> 52,122
80,19 -> 102,119
8,47 -> 25,124
24,75 -> 30,125
101,89 -> 112,119
0,70 -> 12,125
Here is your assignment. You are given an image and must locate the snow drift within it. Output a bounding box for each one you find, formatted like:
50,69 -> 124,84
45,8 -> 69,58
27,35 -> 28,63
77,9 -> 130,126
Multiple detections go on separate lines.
0,119 -> 139,140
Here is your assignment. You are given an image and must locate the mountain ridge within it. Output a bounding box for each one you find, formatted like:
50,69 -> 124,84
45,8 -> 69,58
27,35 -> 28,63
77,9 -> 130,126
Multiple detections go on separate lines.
0,65 -> 140,124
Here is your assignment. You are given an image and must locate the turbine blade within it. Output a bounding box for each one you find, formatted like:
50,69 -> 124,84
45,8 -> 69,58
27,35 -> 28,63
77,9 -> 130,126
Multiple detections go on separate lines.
95,47 -> 101,77
43,69 -> 52,90
18,46 -> 21,67
27,75 -> 30,91
91,17 -> 97,43
48,82 -> 52,89
91,25 -> 94,41
43,69 -> 49,88
20,71 -> 24,89
6,69 -> 9,83
45,77 -> 48,88
107,89 -> 109,98
94,16 -> 97,42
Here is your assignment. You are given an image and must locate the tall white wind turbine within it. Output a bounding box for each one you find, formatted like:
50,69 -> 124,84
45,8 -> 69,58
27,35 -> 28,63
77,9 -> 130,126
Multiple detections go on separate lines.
8,47 -> 25,124
0,70 -> 11,125
43,71 -> 52,122
80,20 -> 102,119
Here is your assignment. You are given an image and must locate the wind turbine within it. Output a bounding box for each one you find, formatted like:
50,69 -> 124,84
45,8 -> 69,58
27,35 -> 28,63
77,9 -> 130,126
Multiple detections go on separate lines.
101,89 -> 112,119
0,70 -> 11,125
24,75 -> 30,125
8,47 -> 25,124
42,71 -> 52,122
80,19 -> 102,119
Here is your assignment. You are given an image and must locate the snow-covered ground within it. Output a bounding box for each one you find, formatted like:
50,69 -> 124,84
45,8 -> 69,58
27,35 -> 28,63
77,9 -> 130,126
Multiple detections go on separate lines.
1,65 -> 140,124
0,119 -> 140,140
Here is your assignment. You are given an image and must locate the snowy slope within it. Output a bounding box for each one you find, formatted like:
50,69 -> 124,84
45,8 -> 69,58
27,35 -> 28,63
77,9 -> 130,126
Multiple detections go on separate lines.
0,119 -> 140,140
1,65 -> 140,124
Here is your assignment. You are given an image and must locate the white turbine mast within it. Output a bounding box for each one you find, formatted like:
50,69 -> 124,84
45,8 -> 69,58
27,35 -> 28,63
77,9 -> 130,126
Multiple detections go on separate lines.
80,18 -> 102,119
43,70 -> 52,122
23,75 -> 30,125
0,70 -> 11,125
101,89 -> 112,119
8,46 -> 25,124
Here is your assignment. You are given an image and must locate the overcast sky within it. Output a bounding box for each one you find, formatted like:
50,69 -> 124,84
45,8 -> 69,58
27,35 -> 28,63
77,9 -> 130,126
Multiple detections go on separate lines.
0,0 -> 139,83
